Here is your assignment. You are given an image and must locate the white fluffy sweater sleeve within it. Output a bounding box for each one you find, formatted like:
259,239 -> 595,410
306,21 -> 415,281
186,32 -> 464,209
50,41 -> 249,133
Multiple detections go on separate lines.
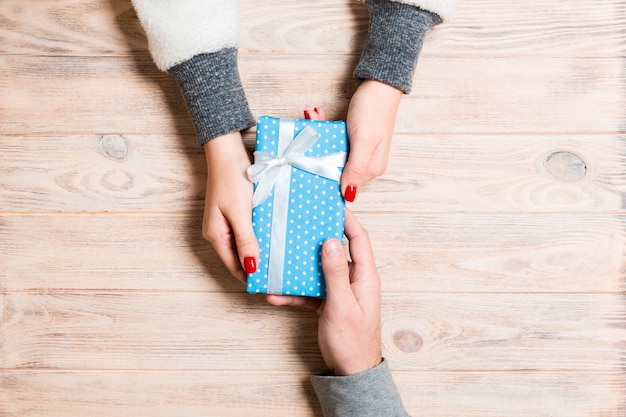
131,0 -> 241,71
132,0 -> 455,72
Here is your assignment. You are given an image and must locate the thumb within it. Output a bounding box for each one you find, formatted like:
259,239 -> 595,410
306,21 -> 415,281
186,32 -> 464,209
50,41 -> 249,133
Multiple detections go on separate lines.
340,149 -> 372,203
231,219 -> 260,275
321,238 -> 354,305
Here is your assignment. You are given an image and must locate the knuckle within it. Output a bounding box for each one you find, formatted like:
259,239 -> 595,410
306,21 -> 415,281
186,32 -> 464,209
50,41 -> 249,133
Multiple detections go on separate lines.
327,260 -> 348,278
236,235 -> 258,252
374,164 -> 387,177
347,162 -> 368,179
202,222 -> 225,244
202,228 -> 218,243
202,230 -> 210,242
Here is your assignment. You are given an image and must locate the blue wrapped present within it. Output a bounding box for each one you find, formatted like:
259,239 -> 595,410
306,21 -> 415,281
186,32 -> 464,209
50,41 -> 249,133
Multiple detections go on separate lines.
246,116 -> 348,298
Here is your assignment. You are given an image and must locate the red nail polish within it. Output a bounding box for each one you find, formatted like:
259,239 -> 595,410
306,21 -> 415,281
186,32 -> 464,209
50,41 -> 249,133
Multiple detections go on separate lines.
244,257 -> 257,274
344,185 -> 358,202
303,110 -> 312,120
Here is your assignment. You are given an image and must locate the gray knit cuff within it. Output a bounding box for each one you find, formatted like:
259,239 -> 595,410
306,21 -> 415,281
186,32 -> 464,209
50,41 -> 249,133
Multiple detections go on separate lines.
355,0 -> 441,94
168,48 -> 255,145
310,360 -> 409,417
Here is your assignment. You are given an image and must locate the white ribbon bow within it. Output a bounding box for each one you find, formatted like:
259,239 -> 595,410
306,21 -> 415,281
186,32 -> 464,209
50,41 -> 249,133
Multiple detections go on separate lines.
247,125 -> 347,207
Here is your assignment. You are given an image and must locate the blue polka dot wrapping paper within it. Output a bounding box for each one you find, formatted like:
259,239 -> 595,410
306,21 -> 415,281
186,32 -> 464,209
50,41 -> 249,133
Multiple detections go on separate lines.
247,116 -> 348,298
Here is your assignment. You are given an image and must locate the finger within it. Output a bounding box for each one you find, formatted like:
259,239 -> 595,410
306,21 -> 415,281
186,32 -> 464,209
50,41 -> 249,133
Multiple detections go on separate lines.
314,107 -> 327,121
321,238 -> 355,309
343,210 -> 380,306
304,109 -> 319,120
340,142 -> 376,202
303,108 -> 327,121
266,294 -> 322,311
343,210 -> 376,272
228,214 -> 260,275
204,221 -> 247,283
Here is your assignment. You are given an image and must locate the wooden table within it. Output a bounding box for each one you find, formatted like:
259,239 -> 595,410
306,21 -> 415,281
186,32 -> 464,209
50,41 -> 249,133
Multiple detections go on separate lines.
1,1 -> 624,415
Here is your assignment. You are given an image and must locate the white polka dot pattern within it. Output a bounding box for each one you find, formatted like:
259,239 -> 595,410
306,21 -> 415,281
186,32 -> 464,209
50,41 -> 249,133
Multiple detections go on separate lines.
247,116 -> 348,299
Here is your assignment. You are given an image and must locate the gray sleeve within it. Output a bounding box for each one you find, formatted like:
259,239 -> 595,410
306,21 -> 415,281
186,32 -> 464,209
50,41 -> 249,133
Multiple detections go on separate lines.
310,360 -> 410,417
167,48 -> 255,145
354,0 -> 442,94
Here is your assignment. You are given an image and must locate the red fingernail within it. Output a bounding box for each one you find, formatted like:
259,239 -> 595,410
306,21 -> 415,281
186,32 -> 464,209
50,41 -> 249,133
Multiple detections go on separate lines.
314,107 -> 320,113
244,257 -> 257,274
344,185 -> 358,202
303,110 -> 312,120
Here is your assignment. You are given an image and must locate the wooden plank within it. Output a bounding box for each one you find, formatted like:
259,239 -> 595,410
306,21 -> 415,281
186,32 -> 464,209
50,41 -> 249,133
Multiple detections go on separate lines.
0,291 -> 322,372
0,370 -> 319,417
1,214 -> 623,293
0,134 -> 206,213
0,55 -> 189,137
240,0 -> 626,57
1,134 -> 622,214
362,134 -> 626,213
0,370 -> 623,417
1,292 -> 624,371
1,0 -> 624,56
0,0 -> 147,55
1,56 -> 623,136
397,372 -> 626,417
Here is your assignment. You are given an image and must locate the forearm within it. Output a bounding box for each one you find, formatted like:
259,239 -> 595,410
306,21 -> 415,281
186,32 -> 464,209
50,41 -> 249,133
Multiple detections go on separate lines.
169,50 -> 255,144
355,0 -> 456,94
132,0 -> 254,144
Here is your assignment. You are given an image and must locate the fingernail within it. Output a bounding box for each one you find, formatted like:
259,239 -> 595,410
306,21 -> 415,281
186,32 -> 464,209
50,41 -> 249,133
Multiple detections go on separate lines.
344,185 -> 358,202
314,107 -> 320,114
324,239 -> 343,258
244,257 -> 257,274
303,110 -> 312,120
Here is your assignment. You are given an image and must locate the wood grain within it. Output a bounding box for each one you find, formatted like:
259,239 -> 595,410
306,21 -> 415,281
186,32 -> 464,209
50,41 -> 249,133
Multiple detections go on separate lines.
0,0 -> 147,54
1,134 -> 623,214
0,134 -> 206,213
1,292 -> 624,372
1,0 -> 624,56
1,214 -> 623,293
1,55 -> 623,136
0,370 -> 623,417
2,0 -> 625,414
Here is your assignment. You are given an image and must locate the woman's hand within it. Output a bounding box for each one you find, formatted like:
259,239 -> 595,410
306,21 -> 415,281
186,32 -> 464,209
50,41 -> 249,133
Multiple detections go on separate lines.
342,79 -> 402,202
203,131 -> 259,282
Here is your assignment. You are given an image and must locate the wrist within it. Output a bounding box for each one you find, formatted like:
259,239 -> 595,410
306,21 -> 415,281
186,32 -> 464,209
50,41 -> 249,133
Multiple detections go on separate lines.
355,0 -> 440,94
169,48 -> 255,145
333,355 -> 383,377
204,132 -> 251,171
359,79 -> 402,103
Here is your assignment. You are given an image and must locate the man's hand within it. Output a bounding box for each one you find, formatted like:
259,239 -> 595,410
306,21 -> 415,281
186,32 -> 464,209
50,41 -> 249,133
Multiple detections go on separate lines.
268,210 -> 382,376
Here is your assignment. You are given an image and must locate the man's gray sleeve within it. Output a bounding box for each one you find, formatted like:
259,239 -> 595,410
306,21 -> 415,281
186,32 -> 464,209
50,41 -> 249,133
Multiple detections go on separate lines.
310,360 -> 410,417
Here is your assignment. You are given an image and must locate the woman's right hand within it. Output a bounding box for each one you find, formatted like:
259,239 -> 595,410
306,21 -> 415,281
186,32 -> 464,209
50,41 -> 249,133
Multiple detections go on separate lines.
202,131 -> 259,283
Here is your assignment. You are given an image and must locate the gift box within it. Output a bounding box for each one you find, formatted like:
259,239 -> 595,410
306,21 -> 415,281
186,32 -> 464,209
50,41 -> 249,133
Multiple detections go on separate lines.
246,116 -> 348,298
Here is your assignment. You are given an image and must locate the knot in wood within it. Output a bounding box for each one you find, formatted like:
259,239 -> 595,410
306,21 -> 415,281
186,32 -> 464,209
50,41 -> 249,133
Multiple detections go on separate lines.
544,151 -> 586,181
100,135 -> 128,161
393,330 -> 423,353
101,169 -> 134,191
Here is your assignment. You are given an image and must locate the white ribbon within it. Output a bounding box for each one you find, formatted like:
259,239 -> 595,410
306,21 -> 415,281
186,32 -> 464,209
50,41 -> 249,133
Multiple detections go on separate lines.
247,119 -> 347,294
247,122 -> 347,208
